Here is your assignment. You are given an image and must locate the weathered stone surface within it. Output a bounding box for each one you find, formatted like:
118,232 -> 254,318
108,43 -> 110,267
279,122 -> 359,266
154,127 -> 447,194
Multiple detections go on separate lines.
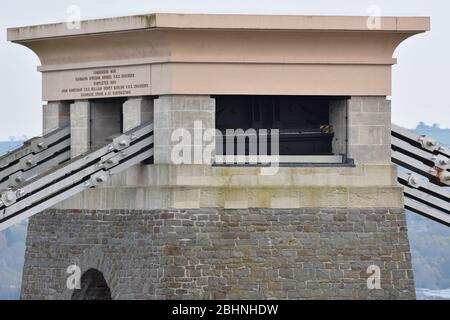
21,207 -> 415,300
43,101 -> 70,134
122,97 -> 153,131
347,96 -> 392,165
153,95 -> 215,164
70,100 -> 90,158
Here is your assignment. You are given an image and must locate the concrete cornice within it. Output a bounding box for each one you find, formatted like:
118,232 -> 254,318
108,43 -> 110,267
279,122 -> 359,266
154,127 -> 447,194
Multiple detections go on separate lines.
7,13 -> 430,42
6,13 -> 431,98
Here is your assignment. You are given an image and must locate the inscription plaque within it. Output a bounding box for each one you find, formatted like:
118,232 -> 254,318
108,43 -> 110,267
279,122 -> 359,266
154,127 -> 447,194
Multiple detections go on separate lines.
43,65 -> 151,101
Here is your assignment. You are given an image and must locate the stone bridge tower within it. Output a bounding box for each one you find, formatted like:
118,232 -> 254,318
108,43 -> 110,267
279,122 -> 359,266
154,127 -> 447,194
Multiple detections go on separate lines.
7,13 -> 429,299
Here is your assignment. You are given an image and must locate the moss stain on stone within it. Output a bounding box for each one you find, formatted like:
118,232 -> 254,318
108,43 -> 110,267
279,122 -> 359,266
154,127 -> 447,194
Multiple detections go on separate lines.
141,14 -> 157,28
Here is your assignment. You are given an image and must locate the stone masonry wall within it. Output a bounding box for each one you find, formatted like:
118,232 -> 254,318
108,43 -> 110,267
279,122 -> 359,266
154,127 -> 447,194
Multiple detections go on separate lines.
347,97 -> 392,165
153,95 -> 215,164
21,207 -> 415,300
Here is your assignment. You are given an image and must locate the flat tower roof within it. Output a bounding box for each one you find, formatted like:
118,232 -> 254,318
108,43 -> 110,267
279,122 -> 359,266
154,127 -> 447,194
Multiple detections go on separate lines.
7,13 -> 430,42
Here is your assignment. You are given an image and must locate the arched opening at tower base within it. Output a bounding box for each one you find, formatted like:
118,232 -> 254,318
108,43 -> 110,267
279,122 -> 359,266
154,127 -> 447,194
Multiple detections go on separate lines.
71,268 -> 112,300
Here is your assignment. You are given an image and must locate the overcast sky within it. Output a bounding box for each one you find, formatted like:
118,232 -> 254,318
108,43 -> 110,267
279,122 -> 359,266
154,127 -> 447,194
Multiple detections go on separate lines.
0,0 -> 448,140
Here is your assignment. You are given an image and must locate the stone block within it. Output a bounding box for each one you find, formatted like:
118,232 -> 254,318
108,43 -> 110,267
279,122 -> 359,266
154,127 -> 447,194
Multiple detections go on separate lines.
123,97 -> 153,131
70,100 -> 90,158
153,95 -> 215,164
348,145 -> 391,164
43,101 -> 70,134
347,96 -> 392,165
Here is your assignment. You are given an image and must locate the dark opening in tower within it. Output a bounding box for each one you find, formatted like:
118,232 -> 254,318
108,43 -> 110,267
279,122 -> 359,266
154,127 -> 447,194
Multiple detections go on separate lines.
214,96 -> 348,164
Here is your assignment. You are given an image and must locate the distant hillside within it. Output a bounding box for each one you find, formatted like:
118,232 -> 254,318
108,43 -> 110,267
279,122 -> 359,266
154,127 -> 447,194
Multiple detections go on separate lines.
414,122 -> 450,144
404,122 -> 450,298
407,213 -> 450,289
0,141 -> 26,300
0,141 -> 23,156
0,222 -> 27,300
